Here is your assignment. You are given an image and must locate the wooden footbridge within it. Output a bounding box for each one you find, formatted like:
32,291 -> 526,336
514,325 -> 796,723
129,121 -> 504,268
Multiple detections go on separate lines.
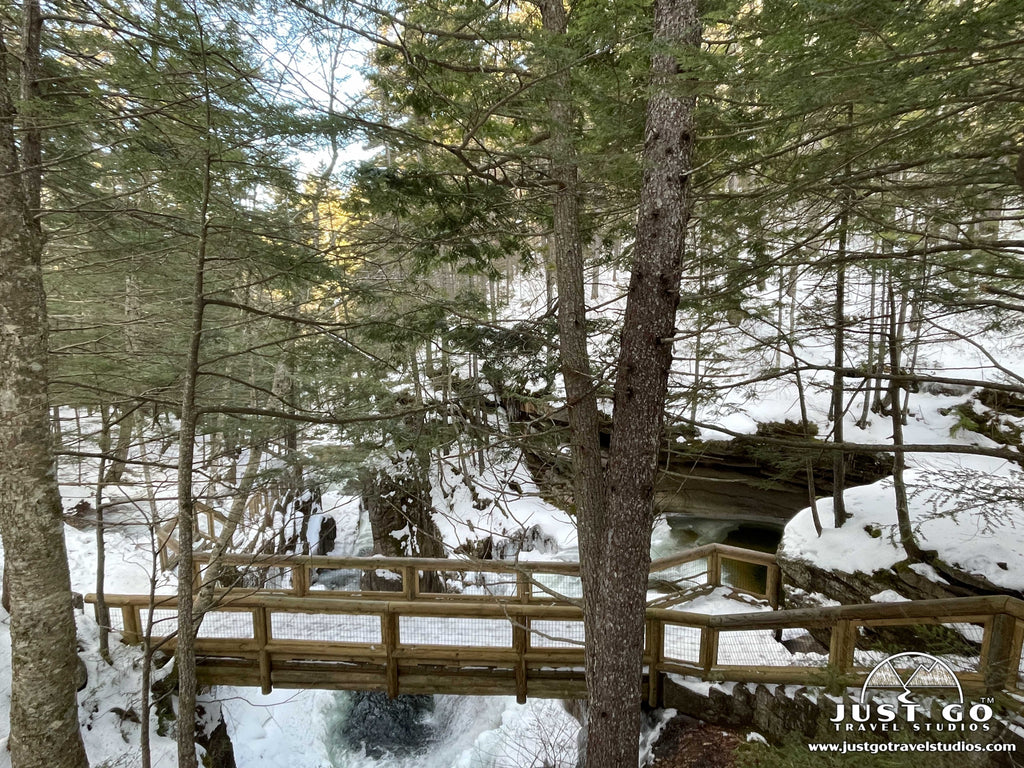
90,544 -> 1024,706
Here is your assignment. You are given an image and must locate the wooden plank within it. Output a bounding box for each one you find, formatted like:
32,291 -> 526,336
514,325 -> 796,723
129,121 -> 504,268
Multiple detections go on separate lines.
707,550 -> 721,588
514,618 -> 528,705
983,613 -> 1018,693
192,552 -> 582,575
766,564 -> 781,609
383,612 -> 399,699
523,649 -> 587,664
402,566 -> 416,601
1011,621 -> 1024,691
859,615 -> 989,628
121,606 -> 142,645
699,627 -> 718,674
647,618 -> 663,708
253,608 -> 272,695
646,595 -> 1017,629
263,639 -> 386,658
393,647 -> 519,664
517,572 -> 529,604
829,620 -> 855,674
291,566 -> 309,597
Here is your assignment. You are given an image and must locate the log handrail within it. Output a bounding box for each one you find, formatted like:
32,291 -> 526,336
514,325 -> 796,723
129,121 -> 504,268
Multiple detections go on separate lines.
87,587 -> 1024,698
92,545 -> 1024,699
189,541 -> 774,573
189,541 -> 780,603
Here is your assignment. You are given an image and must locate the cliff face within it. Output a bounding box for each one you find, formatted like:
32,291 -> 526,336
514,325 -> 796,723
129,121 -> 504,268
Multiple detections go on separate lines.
777,548 -> 977,608
520,421 -> 892,525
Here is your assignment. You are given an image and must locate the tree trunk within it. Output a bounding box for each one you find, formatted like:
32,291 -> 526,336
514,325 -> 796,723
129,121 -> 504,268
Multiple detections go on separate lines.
538,0 -> 608,692
886,281 -> 921,561
584,0 -> 699,765
0,6 -> 90,767
831,225 -> 848,526
176,19 -> 215,759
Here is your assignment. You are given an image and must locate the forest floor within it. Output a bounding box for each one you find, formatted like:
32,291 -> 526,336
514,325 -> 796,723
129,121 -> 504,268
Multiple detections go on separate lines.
651,715 -> 746,768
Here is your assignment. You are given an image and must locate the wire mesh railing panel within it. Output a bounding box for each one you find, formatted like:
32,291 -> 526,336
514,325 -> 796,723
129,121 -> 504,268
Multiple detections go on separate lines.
270,612 -> 381,644
239,566 -> 293,591
530,620 -> 585,649
416,570 -> 456,595
197,611 -> 255,640
648,559 -> 708,593
853,621 -> 984,674
458,571 -> 519,598
140,609 -> 179,639
400,616 -> 512,648
720,560 -> 768,597
531,574 -> 582,601
310,568 -> 363,592
107,611 -> 126,633
662,624 -> 701,664
717,629 -> 793,667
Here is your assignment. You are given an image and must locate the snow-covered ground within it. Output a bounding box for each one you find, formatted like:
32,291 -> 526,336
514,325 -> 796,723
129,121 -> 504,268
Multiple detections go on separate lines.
2,263 -> 1021,764
780,391 -> 1024,592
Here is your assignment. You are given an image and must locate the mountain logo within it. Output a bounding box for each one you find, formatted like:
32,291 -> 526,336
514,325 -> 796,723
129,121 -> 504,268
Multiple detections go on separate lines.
830,651 -> 994,732
861,651 -> 963,706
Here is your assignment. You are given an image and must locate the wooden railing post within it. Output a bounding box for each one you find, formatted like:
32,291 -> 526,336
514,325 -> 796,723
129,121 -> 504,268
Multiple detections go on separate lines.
707,550 -> 721,588
699,627 -> 718,675
402,566 -> 419,601
513,617 -> 529,704
253,608 -> 272,695
766,564 -> 781,609
291,565 -> 309,596
121,605 -> 142,645
646,618 -> 664,707
982,613 -> 1018,693
383,610 -> 400,698
829,620 -> 856,674
517,571 -> 530,604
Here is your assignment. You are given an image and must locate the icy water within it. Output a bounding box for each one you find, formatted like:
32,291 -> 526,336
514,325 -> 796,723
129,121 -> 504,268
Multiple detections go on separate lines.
654,516 -> 782,593
321,693 -> 580,768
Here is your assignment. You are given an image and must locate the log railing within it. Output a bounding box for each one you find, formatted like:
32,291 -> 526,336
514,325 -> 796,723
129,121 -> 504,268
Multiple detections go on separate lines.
88,547 -> 1024,704
156,501 -> 231,571
189,542 -> 781,607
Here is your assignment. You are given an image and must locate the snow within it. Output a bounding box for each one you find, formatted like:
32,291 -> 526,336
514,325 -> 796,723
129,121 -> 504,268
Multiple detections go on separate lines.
870,589 -> 910,603
781,463 -> 1024,590
0,534 -> 179,768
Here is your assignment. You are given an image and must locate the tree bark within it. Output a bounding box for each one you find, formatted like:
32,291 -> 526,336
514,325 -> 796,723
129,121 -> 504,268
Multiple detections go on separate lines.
583,0 -> 699,765
831,234 -> 848,527
176,14 -> 215,762
0,6 -> 90,767
886,281 -> 922,561
536,2 -> 611,741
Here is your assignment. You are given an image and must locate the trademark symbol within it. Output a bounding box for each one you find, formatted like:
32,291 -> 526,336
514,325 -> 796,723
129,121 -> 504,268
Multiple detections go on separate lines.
981,697 -> 994,704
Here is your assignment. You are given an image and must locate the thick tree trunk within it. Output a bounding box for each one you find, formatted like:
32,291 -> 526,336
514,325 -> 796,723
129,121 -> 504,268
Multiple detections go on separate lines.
584,1 -> 699,765
0,8 -> 90,768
